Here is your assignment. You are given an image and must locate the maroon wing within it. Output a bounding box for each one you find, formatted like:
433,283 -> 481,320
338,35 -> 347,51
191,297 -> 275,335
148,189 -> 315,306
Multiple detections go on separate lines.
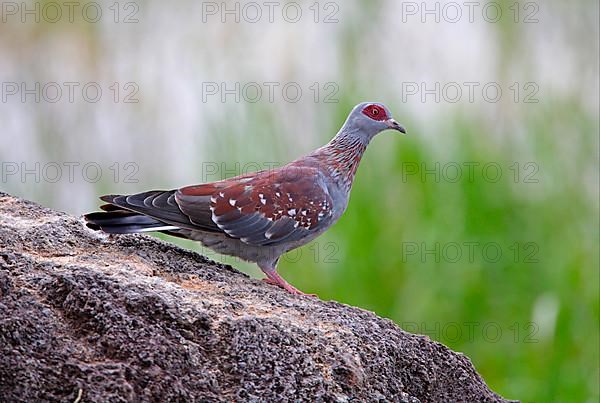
176,166 -> 334,246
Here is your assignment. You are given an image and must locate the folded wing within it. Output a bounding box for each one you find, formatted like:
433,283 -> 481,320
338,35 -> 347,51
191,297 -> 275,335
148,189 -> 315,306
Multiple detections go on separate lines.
177,166 -> 334,246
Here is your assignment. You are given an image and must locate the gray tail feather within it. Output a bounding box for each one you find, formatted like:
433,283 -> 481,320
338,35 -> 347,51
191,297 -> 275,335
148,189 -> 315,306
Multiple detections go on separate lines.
84,209 -> 178,234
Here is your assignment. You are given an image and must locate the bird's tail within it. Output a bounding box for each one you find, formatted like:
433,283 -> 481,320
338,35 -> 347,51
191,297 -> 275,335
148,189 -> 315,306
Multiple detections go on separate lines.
84,203 -> 178,234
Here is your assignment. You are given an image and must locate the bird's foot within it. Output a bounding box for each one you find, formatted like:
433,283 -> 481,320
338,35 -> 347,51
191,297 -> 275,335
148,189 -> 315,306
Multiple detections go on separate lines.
261,276 -> 317,297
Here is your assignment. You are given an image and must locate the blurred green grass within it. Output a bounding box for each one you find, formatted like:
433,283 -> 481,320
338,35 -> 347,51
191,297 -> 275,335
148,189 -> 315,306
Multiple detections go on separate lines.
286,102 -> 598,402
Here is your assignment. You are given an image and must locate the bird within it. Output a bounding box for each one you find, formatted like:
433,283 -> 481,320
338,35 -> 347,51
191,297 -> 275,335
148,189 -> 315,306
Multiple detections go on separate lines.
84,102 -> 406,296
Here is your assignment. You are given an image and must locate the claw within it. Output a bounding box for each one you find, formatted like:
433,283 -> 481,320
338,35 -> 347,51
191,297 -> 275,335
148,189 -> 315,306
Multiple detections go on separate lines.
261,275 -> 317,297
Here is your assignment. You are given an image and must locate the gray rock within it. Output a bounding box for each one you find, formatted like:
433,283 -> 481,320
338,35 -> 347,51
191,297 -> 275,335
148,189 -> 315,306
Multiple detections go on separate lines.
0,192 -> 515,402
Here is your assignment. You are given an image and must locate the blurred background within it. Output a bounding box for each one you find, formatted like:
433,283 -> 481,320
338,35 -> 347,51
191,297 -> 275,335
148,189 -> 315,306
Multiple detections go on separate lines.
0,0 -> 598,401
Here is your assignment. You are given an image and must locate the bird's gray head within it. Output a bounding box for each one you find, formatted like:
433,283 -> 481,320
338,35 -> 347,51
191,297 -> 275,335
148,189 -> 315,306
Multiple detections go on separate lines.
339,102 -> 406,143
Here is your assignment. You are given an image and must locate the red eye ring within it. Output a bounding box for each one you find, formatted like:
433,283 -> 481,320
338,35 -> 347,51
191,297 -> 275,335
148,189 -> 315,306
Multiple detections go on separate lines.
361,104 -> 388,121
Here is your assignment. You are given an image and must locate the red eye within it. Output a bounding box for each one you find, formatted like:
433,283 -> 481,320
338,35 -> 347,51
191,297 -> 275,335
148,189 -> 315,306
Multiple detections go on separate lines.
361,104 -> 388,121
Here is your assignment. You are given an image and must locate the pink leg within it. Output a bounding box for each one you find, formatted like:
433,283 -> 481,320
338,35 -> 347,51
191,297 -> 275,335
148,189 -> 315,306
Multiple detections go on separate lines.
259,264 -> 316,297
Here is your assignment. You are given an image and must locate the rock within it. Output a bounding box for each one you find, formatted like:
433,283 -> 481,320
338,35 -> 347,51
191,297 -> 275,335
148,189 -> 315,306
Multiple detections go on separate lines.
0,192 -> 515,402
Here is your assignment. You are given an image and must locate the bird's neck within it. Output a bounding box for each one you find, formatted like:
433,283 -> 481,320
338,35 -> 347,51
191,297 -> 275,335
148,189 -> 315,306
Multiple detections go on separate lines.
311,130 -> 369,193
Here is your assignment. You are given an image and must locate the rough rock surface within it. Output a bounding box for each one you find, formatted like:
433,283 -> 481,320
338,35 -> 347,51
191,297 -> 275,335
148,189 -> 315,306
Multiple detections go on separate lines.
0,192 -> 514,402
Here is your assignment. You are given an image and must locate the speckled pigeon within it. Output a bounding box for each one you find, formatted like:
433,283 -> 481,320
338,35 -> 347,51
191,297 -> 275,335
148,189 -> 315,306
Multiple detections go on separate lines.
85,102 -> 406,295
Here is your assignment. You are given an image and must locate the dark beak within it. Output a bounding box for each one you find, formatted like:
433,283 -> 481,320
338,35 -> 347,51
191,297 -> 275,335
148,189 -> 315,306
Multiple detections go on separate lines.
385,118 -> 406,134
